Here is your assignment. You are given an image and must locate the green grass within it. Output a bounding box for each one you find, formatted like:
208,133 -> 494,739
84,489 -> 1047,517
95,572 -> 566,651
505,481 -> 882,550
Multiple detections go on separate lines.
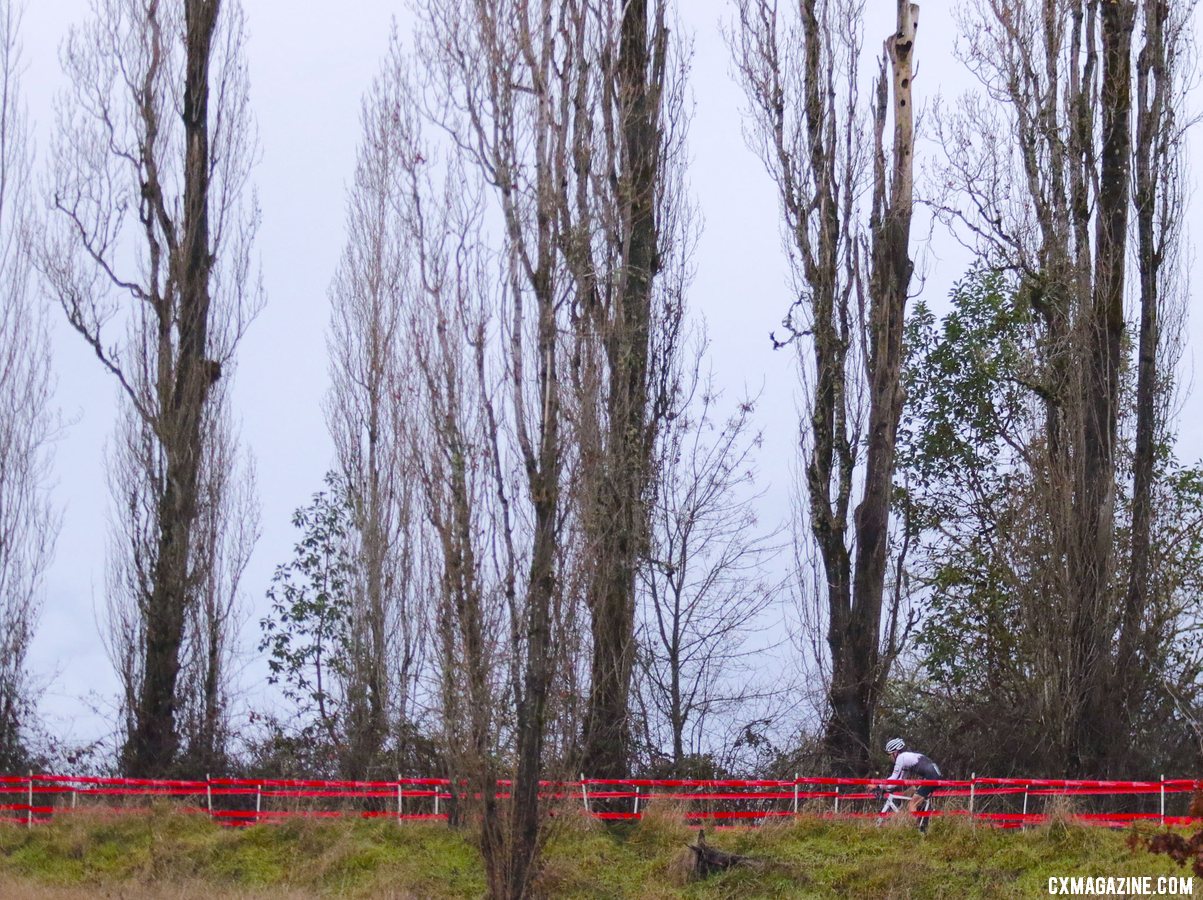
0,805 -> 1196,898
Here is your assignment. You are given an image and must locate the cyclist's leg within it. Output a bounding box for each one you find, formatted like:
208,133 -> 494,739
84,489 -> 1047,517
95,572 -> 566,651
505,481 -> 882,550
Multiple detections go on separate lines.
910,786 -> 934,831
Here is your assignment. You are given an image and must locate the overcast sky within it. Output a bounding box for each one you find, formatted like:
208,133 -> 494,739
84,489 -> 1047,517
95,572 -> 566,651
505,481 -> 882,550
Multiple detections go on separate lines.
20,1 -> 1203,753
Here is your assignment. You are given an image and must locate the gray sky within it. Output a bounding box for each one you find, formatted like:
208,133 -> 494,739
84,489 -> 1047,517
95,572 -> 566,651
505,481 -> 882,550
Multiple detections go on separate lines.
21,1 -> 1203,751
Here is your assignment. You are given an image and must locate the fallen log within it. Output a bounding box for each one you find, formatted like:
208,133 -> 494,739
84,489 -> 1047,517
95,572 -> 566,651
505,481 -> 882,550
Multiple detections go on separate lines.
686,828 -> 765,880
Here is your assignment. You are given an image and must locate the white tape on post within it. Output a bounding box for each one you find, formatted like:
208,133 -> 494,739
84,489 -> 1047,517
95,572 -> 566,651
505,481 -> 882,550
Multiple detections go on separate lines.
580,773 -> 590,815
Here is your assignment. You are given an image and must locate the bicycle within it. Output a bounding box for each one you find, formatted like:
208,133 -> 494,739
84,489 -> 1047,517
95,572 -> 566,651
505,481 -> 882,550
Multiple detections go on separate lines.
872,786 -> 933,833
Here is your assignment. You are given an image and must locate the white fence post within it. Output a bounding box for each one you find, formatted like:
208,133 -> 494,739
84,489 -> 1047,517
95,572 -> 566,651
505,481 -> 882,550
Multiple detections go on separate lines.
792,774 -> 799,816
969,773 -> 976,828
633,784 -> 640,817
397,775 -> 403,823
255,783 -> 262,826
434,782 -> 441,819
1160,775 -> 1165,827
71,774 -> 77,811
1022,782 -> 1029,831
206,774 -> 212,821
26,771 -> 32,828
579,773 -> 590,815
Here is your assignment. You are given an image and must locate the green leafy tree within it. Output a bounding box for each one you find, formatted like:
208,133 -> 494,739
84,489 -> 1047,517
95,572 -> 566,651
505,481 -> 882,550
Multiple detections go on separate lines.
896,270 -> 1035,696
258,474 -> 355,755
891,269 -> 1203,776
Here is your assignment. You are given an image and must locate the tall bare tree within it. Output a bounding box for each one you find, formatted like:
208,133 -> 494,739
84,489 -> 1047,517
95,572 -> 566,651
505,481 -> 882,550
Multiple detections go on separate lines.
325,60 -> 427,779
731,0 -> 920,774
635,355 -> 782,773
408,0 -> 692,883
341,23 -> 566,893
0,0 -> 57,770
42,0 -> 260,776
572,0 -> 690,782
1118,0 -> 1194,729
421,5 -> 571,886
404,176 -> 507,857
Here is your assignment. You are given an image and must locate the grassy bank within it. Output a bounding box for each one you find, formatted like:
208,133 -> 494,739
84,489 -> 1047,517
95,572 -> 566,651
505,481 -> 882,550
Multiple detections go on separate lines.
0,806 -> 1195,898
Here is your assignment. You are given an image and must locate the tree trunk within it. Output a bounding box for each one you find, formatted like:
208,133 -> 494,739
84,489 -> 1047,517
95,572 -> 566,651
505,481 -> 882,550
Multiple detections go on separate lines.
126,0 -> 220,778
790,0 -> 859,778
580,0 -> 664,782
505,269 -> 563,900
1117,0 -> 1167,749
1066,0 -> 1133,775
824,1 -> 918,776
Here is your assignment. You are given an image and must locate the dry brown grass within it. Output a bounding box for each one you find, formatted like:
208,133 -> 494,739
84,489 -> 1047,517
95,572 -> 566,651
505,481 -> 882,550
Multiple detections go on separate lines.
1039,793 -> 1079,831
798,795 -> 837,817
630,797 -> 693,843
664,844 -> 698,887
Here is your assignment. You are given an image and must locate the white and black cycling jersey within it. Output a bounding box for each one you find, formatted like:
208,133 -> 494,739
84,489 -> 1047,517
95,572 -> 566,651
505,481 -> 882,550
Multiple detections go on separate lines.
887,751 -> 941,782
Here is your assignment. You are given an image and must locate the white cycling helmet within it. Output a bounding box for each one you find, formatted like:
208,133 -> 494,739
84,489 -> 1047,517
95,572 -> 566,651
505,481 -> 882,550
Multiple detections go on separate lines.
885,737 -> 906,753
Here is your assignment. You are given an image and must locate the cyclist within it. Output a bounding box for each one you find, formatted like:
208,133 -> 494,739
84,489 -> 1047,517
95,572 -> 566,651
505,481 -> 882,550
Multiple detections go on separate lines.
880,737 -> 941,816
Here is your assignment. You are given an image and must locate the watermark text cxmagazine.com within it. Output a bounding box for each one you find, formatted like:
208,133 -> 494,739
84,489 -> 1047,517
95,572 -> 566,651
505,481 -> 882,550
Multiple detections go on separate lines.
1048,876 -> 1193,896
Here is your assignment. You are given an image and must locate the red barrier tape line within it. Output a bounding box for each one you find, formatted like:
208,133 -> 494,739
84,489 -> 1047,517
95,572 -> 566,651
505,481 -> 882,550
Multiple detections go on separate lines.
5,774 -> 1201,791
56,788 -> 208,797
19,776 -> 208,788
208,788 -> 447,798
583,786 -> 1147,802
210,778 -> 452,788
973,777 -> 1192,789
208,789 -> 402,799
582,778 -> 798,787
596,792 -> 803,802
0,775 -> 447,790
34,785 -> 505,799
581,776 -> 1093,790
